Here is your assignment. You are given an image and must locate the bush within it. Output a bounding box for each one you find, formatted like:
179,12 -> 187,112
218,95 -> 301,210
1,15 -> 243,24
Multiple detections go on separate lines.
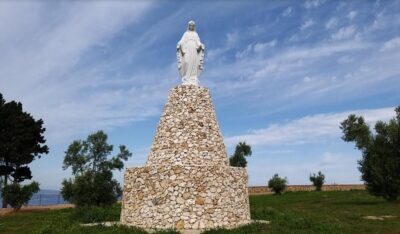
268,174 -> 287,195
61,170 -> 121,207
309,171 -> 325,191
2,181 -> 39,210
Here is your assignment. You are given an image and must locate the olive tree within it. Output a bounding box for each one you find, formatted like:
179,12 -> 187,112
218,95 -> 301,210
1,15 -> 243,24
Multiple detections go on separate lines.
61,130 -> 132,207
229,142 -> 252,167
309,171 -> 325,191
340,106 -> 400,201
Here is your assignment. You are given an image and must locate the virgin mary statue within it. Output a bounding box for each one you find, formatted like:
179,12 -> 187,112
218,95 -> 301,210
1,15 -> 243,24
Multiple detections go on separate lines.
177,20 -> 205,86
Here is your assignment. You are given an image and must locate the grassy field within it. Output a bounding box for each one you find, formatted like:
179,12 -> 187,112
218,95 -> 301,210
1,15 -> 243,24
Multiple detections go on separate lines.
0,190 -> 399,234
249,190 -> 400,234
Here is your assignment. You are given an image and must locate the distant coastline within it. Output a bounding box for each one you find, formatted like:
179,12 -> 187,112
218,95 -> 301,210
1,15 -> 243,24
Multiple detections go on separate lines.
0,189 -> 68,207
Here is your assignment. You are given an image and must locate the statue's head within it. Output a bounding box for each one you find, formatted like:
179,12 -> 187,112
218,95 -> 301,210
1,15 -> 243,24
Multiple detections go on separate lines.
188,20 -> 196,31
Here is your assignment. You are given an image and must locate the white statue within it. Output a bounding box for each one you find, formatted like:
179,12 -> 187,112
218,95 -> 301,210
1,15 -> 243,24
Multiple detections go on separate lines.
177,20 -> 205,86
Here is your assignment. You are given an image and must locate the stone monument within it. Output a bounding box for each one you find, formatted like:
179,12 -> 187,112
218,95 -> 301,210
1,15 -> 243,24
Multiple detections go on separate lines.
120,21 -> 251,230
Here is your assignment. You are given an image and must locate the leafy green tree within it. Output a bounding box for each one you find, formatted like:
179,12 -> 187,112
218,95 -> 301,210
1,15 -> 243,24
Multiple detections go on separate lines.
61,130 -> 132,207
309,171 -> 325,191
0,93 -> 48,208
2,182 -> 39,210
229,142 -> 252,167
340,106 -> 400,201
268,174 -> 288,195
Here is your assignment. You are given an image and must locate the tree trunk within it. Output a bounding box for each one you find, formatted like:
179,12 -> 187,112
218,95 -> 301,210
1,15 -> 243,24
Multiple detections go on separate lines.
2,175 -> 7,208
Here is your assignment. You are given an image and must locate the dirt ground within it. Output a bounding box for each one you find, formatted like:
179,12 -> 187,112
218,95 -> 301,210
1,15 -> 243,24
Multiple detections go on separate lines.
0,204 -> 74,217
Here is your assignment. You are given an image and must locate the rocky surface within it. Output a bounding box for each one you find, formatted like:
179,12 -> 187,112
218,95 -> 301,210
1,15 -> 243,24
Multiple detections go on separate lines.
121,85 -> 250,230
121,165 -> 250,229
147,85 -> 229,167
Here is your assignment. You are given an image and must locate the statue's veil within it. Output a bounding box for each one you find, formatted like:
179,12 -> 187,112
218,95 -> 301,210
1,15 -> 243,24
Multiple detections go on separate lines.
187,20 -> 196,31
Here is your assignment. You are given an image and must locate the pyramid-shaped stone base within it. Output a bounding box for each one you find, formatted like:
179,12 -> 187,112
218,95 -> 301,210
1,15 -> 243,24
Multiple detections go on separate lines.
120,85 -> 250,230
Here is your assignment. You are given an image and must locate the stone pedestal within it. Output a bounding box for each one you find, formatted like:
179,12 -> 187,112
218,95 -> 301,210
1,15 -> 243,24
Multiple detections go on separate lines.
120,85 -> 251,230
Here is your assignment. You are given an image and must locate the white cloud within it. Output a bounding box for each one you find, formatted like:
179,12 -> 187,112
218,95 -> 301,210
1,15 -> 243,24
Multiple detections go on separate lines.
235,44 -> 253,59
207,31 -> 239,61
380,37 -> 400,51
0,2 -> 162,144
248,24 -> 265,36
304,0 -> 326,9
331,25 -> 357,40
211,38 -> 371,98
325,17 -> 338,29
301,19 -> 315,30
211,6 -> 400,106
347,10 -> 358,20
368,7 -> 400,33
320,152 -> 338,167
234,39 -> 277,59
282,7 -> 292,17
270,40 -> 367,64
303,76 -> 312,82
225,107 -> 395,147
253,39 -> 277,53
337,55 -> 354,64
226,31 -> 239,45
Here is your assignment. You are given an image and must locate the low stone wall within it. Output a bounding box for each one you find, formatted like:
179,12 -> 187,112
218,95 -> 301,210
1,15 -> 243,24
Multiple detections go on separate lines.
121,164 -> 250,229
248,184 -> 365,195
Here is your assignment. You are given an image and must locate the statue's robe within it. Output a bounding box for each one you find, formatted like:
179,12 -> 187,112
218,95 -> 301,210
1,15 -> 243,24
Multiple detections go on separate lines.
177,31 -> 204,86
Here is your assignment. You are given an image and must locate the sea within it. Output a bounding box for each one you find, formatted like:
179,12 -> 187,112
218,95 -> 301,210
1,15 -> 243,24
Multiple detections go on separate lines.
0,189 -> 70,207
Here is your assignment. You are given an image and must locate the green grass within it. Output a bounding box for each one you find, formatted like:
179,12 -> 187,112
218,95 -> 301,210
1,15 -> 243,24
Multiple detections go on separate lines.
71,203 -> 121,223
249,190 -> 400,234
0,204 -> 178,234
202,222 -> 270,234
0,190 -> 399,233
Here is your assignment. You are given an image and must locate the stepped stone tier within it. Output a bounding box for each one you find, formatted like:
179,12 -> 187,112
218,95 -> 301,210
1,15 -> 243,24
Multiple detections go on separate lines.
120,85 -> 251,230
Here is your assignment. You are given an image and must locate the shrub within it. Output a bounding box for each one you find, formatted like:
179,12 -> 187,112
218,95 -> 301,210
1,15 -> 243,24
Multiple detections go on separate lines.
268,174 -> 287,195
61,170 -> 121,207
2,181 -> 39,210
309,171 -> 325,191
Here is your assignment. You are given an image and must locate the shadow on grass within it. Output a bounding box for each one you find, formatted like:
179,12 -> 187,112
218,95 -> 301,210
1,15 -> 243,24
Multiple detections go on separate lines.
201,222 -> 269,234
335,200 -> 384,206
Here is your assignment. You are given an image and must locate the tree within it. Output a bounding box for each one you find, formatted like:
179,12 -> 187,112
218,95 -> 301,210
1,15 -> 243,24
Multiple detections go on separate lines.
340,106 -> 400,201
229,142 -> 252,167
2,182 -> 39,210
268,174 -> 288,195
61,130 -> 132,207
309,171 -> 325,191
0,93 -> 48,208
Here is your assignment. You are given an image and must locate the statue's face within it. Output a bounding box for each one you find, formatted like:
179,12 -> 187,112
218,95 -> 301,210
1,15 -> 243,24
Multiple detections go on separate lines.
188,24 -> 195,31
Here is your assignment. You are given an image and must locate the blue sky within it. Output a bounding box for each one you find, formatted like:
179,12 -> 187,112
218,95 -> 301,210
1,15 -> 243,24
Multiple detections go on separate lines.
1,0 -> 399,190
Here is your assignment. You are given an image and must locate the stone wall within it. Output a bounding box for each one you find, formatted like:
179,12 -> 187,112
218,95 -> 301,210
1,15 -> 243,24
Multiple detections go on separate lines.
121,85 -> 251,230
121,165 -> 250,229
147,85 -> 229,167
248,184 -> 366,195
